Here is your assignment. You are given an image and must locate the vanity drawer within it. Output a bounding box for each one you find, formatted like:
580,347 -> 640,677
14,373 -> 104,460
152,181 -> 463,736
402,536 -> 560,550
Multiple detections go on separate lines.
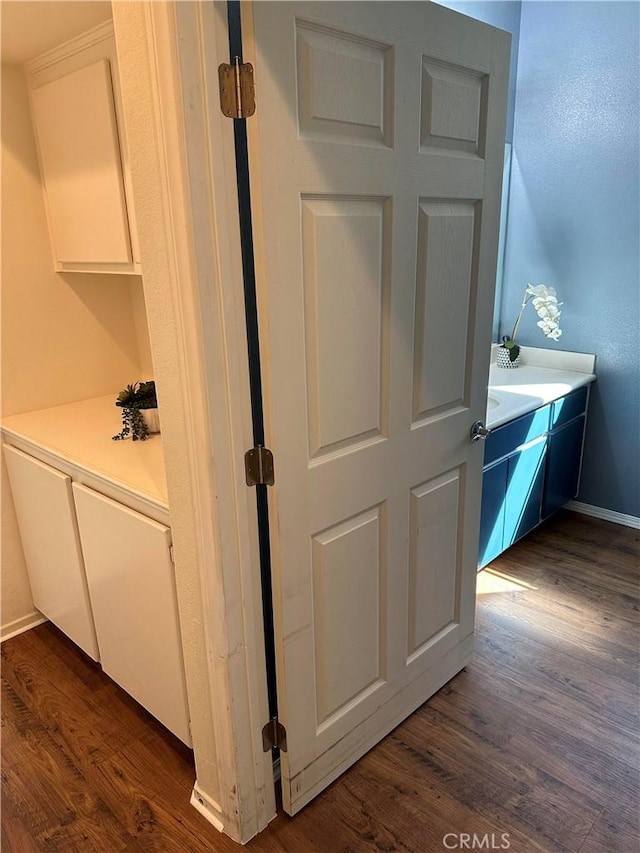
484,404 -> 551,466
550,385 -> 588,430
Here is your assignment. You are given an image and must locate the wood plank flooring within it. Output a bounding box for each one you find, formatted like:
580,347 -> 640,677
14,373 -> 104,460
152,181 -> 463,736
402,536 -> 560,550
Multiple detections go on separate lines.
2,510 -> 638,852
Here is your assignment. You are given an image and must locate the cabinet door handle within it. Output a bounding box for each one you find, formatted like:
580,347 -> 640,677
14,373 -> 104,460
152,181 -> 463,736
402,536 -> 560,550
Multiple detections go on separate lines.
471,420 -> 491,442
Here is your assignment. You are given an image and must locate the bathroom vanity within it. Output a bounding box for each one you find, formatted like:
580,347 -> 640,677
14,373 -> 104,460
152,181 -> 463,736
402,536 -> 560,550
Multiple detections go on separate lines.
2,397 -> 191,745
479,346 -> 596,567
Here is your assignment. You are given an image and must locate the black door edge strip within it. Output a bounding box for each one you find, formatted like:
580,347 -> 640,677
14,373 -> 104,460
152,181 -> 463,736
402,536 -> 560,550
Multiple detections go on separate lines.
226,0 -> 278,723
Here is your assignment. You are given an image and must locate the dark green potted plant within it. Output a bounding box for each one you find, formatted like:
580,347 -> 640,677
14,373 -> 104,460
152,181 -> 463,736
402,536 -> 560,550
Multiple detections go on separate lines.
112,381 -> 159,441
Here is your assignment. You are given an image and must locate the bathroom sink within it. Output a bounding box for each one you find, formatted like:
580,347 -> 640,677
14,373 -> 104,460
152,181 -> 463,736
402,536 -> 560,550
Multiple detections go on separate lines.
486,385 -> 550,429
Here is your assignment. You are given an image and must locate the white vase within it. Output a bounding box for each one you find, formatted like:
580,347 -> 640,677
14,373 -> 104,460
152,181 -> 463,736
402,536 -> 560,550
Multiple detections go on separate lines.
496,346 -> 520,369
141,407 -> 161,433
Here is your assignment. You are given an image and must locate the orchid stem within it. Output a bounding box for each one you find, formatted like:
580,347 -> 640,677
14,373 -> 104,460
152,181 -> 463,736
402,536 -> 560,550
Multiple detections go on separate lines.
510,286 -> 531,342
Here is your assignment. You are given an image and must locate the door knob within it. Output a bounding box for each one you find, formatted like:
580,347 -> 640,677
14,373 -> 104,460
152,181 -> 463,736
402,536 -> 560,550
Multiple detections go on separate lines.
471,420 -> 491,442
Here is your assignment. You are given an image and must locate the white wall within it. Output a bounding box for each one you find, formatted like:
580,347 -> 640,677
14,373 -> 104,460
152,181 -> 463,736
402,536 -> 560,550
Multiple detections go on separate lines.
1,65 -> 150,414
1,63 -> 153,633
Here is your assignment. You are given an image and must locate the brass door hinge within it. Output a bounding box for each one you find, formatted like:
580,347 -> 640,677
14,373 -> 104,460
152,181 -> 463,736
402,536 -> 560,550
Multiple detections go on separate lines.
218,58 -> 256,119
245,446 -> 274,486
262,717 -> 287,752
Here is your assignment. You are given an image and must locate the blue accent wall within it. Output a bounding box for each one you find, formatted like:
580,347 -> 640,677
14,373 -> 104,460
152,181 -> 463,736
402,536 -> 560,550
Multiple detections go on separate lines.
434,1 -> 522,142
502,2 -> 640,517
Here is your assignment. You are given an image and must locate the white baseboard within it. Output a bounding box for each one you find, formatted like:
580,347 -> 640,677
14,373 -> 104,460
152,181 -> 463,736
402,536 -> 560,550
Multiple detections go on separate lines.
567,501 -> 640,530
1,611 -> 46,643
190,784 -> 225,834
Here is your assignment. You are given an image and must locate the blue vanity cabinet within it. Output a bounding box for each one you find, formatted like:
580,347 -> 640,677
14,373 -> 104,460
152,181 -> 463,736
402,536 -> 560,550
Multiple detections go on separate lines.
542,387 -> 588,519
478,405 -> 550,568
504,435 -> 547,547
478,385 -> 590,567
479,458 -> 508,567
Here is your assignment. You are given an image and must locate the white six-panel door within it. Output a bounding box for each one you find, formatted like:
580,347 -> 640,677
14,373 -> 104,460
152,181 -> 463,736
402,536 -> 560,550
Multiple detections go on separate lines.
243,1 -> 509,813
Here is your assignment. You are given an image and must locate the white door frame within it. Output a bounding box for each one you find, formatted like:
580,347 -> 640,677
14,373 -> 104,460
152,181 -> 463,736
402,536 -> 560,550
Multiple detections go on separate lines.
112,2 -> 274,843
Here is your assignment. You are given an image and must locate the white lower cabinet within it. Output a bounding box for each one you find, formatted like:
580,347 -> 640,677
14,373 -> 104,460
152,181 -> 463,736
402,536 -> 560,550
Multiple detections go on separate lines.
4,443 -> 191,746
4,446 -> 99,660
72,483 -> 190,745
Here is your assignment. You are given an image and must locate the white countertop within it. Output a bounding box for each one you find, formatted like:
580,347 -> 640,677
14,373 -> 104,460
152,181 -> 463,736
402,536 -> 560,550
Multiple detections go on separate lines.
486,345 -> 596,429
2,351 -> 596,500
2,395 -> 168,508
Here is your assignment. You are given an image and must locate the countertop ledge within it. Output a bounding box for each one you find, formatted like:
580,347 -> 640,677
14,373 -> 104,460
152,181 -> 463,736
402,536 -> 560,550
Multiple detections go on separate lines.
2,395 -> 168,513
3,351 -> 596,497
487,345 -> 596,430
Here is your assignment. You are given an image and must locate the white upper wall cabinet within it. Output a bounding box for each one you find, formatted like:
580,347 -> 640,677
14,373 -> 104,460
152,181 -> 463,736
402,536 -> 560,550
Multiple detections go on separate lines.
30,59 -> 132,265
27,22 -> 141,275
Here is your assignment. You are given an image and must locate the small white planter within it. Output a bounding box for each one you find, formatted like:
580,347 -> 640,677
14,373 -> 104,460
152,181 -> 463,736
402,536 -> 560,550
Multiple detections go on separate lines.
496,347 -> 520,369
141,408 -> 161,434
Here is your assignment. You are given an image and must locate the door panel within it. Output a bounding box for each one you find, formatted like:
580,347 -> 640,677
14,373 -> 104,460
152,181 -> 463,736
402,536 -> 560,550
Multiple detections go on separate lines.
312,505 -> 385,728
244,0 -> 510,813
408,469 -> 462,661
296,22 -> 393,146
413,201 -> 477,419
420,59 -> 485,154
302,196 -> 390,457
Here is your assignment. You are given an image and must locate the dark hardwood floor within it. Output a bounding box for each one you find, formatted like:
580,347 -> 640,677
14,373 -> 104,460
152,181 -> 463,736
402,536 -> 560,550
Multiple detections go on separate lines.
2,510 -> 638,852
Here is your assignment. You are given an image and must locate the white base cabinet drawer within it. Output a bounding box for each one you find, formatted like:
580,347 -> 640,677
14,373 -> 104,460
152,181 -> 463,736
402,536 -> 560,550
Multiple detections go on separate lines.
3,445 -> 99,660
72,483 -> 191,745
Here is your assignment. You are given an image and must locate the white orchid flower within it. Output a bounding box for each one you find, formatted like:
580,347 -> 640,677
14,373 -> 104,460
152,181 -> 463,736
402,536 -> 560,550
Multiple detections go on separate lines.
536,304 -> 561,321
503,282 -> 564,358
526,284 -> 546,297
526,283 -> 557,299
532,295 -> 561,311
537,318 -> 563,339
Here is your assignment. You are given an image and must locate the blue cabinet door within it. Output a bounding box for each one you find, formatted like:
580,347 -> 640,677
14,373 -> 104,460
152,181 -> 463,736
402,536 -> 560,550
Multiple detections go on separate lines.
542,415 -> 586,519
479,458 -> 508,568
504,436 -> 546,547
